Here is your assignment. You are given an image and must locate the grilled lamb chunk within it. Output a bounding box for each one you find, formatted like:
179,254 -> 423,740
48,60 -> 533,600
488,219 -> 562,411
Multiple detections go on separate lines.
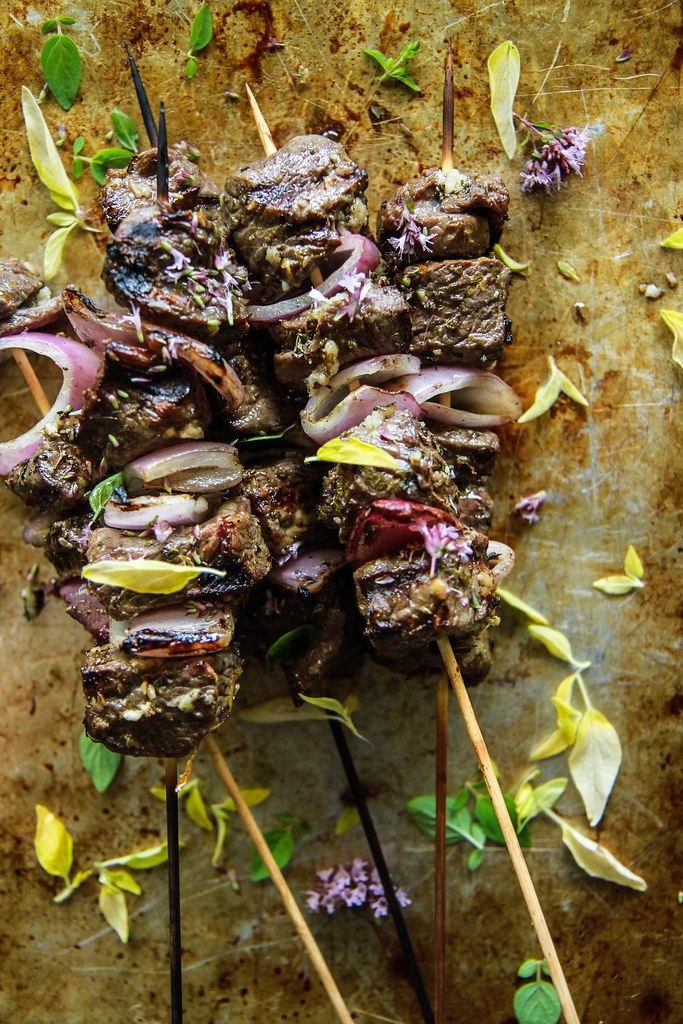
241,450 -> 329,562
371,626 -> 493,684
318,408 -> 459,542
0,258 -> 43,317
377,167 -> 509,269
44,515 -> 91,579
458,486 -> 494,533
82,643 -> 243,757
222,135 -> 368,291
86,496 -> 271,617
353,531 -> 499,654
0,294 -> 64,337
270,281 -> 411,392
221,333 -> 302,436
430,425 -> 500,484
398,258 -> 511,366
76,335 -> 211,468
103,203 -> 248,338
99,143 -> 220,232
6,415 -> 92,513
59,579 -> 109,641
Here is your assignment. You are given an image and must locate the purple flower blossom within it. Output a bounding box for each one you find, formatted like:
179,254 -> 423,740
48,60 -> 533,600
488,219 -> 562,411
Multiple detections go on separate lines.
153,519 -> 174,543
388,200 -> 436,258
165,245 -> 192,275
520,126 -> 591,194
514,490 -> 546,524
125,305 -> 144,342
419,522 -> 473,575
336,271 -> 371,323
305,859 -> 410,919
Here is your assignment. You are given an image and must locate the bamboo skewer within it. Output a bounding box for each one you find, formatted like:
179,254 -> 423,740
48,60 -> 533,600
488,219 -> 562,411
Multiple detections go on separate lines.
12,350 -> 51,418
438,638 -> 581,1024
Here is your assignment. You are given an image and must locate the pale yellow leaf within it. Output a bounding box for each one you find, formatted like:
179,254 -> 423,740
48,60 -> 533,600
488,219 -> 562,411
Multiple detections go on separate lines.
100,841 -> 168,870
660,309 -> 683,369
528,625 -> 591,668
558,819 -> 647,891
309,437 -> 400,470
557,260 -> 580,282
239,695 -> 328,724
335,806 -> 361,835
552,357 -> 589,407
518,356 -> 587,423
493,243 -> 530,275
34,805 -> 73,879
496,587 -> 549,625
220,788 -> 270,812
517,777 -> 567,829
661,227 -> 683,249
624,544 -> 644,579
46,211 -> 78,227
555,671 -> 580,705
21,86 -> 79,211
593,574 -> 642,595
99,885 -> 130,942
487,41 -> 520,159
531,726 -> 574,761
98,867 -> 141,895
185,787 -> 214,831
44,222 -> 78,280
568,708 -> 621,826
83,558 -> 224,594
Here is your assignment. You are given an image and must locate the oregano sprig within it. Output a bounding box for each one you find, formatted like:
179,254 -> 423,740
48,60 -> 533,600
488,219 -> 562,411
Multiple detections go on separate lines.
186,5 -> 213,79
363,40 -> 421,92
41,17 -> 81,110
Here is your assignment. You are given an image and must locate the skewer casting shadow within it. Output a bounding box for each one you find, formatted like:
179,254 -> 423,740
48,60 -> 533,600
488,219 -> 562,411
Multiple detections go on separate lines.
125,43 -> 159,147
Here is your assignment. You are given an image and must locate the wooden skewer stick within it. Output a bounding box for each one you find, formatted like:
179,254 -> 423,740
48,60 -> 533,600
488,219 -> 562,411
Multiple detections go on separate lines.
437,638 -> 581,1024
245,83 -> 277,157
442,40 -> 455,176
165,757 -> 184,1024
12,350 -> 51,418
203,735 -> 355,1024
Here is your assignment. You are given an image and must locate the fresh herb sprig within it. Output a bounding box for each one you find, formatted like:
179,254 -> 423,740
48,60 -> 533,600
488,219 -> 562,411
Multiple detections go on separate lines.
41,17 -> 81,110
363,40 -> 421,92
514,959 -> 561,1024
186,5 -> 213,79
72,110 -> 139,185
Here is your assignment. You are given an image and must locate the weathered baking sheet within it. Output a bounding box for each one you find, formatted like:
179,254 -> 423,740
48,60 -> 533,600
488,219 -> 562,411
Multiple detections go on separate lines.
0,1 -> 681,1021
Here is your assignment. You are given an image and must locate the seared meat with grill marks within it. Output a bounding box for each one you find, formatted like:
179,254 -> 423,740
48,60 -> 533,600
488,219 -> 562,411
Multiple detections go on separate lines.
44,514 -> 91,579
85,496 -> 271,617
221,333 -> 302,436
100,144 -> 220,232
371,625 -> 493,684
430,425 -> 500,485
0,257 -> 43,317
241,450 -> 330,562
270,281 -> 411,392
6,415 -> 92,513
377,167 -> 509,270
398,258 -> 511,367
222,135 -> 368,291
0,294 -> 64,337
353,531 -> 499,653
103,203 -> 248,338
319,407 -> 459,542
75,334 -> 211,468
458,486 -> 494,533
82,642 -> 243,757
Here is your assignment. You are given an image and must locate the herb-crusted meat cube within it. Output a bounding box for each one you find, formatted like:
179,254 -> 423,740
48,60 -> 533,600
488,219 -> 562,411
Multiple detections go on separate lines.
222,135 -> 368,290
430,425 -> 500,484
398,258 -> 511,366
6,416 -> 92,513
222,333 -> 302,436
0,257 -> 43,317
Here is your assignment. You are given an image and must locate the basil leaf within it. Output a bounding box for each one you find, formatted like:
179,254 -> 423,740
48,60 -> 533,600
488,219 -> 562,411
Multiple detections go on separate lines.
79,731 -> 122,793
41,34 -> 82,111
89,148 -> 134,186
189,5 -> 213,52
265,625 -> 315,669
250,827 -> 294,882
88,472 -> 126,519
111,109 -> 139,152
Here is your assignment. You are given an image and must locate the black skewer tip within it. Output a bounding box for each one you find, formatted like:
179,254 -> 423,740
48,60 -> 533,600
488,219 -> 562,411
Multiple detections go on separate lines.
125,42 -> 159,147
157,100 -> 169,206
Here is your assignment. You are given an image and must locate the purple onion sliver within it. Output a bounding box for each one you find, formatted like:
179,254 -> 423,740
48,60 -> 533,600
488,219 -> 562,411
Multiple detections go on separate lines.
268,548 -> 346,594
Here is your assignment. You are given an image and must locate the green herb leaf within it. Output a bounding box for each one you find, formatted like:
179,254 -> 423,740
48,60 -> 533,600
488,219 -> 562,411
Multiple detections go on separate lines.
363,48 -> 389,71
468,848 -> 485,870
474,793 -> 522,844
98,885 -> 129,943
496,587 -> 549,625
307,436 -> 400,470
250,827 -> 295,882
300,694 -> 366,740
514,978 -> 561,1024
265,625 -> 315,669
72,135 -> 84,155
79,731 -> 122,793
189,5 -> 213,52
661,227 -> 683,249
35,805 -> 73,879
99,841 -> 169,870
405,796 -> 486,848
186,57 -> 198,80
236,424 -> 295,444
487,41 -> 520,159
82,559 -> 224,594
518,958 -> 544,979
41,34 -> 82,111
568,707 -> 621,826
44,221 -> 79,279
516,778 -> 567,830
659,309 -> 683,369
90,148 -> 134,186
42,18 -> 58,33
21,86 -> 79,210
527,625 -> 591,669
494,243 -> 531,276
549,813 -> 647,890
557,260 -> 580,282
239,695 -> 332,724
364,41 -> 421,92
111,109 -> 139,152
72,156 -> 84,180
88,472 -> 126,519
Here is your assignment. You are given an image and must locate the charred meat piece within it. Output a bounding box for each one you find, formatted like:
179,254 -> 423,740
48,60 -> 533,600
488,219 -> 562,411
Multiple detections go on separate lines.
100,144 -> 220,232
103,203 -> 248,337
0,295 -> 64,337
0,257 -> 43,317
270,281 -> 411,392
44,514 -> 91,579
319,407 -> 459,542
457,486 -> 494,534
430,425 -> 500,485
82,643 -> 243,758
221,332 -> 302,436
353,531 -> 499,654
370,625 -> 493,685
398,258 -> 511,367
59,579 -> 109,641
76,335 -> 211,468
222,135 -> 368,290
377,167 -> 509,269
85,496 -> 271,617
241,450 -> 329,562
6,415 -> 92,513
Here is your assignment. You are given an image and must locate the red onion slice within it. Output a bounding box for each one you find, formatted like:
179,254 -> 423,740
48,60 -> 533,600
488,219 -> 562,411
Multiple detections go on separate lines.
325,354 -> 421,390
486,540 -> 516,585
59,579 -> 110,641
119,603 -> 234,658
23,511 -> 55,547
0,333 -> 102,475
268,547 -> 345,594
247,234 -> 381,324
63,287 -> 136,350
394,366 -> 523,427
302,385 -> 424,443
103,493 -> 209,531
124,442 -> 242,494
346,499 -> 466,562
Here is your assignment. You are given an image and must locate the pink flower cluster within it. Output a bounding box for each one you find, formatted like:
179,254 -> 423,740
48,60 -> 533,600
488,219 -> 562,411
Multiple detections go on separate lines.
514,490 -> 546,524
388,201 -> 436,259
419,522 -> 472,575
521,126 -> 591,194
305,858 -> 410,919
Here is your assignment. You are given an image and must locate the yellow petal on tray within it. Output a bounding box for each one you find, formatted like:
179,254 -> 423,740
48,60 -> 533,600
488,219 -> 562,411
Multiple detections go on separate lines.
661,227 -> 683,249
34,805 -> 73,880
487,41 -> 520,159
623,544 -> 644,579
82,558 -> 224,594
660,309 -> 683,369
496,586 -> 549,624
593,574 -> 642,595
307,437 -> 400,470
518,356 -> 588,423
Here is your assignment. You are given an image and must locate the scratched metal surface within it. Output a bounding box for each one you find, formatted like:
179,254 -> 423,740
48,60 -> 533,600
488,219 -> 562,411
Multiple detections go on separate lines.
0,1 -> 681,1022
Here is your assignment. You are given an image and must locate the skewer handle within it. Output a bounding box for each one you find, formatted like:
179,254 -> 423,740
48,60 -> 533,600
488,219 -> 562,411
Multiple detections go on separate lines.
437,639 -> 581,1024
12,350 -> 51,417
245,84 -> 277,157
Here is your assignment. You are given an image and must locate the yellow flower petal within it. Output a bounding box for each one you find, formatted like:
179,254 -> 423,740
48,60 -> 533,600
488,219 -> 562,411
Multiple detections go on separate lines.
487,41 -> 520,159
496,587 -> 549,624
661,227 -> 683,249
660,309 -> 683,369
35,805 -> 73,879
309,437 -> 400,470
82,558 -> 224,594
